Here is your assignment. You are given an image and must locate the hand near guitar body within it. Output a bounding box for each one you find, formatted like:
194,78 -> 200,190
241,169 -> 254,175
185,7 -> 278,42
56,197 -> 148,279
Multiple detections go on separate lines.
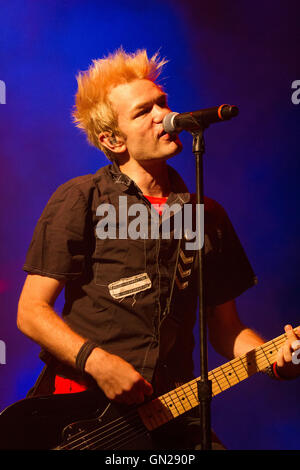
17,275 -> 153,406
84,322 -> 300,403
84,322 -> 300,402
17,275 -> 300,412
85,348 -> 153,405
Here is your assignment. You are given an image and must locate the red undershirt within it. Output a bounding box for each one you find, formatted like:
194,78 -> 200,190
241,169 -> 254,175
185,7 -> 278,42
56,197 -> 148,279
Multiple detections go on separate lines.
54,195 -> 168,394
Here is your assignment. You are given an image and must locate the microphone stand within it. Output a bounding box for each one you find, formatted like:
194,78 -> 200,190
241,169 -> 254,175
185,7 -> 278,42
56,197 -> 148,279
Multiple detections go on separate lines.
192,129 -> 212,450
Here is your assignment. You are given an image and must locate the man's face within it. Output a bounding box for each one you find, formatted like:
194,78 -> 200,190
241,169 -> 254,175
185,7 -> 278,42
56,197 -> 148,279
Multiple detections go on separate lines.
108,79 -> 183,162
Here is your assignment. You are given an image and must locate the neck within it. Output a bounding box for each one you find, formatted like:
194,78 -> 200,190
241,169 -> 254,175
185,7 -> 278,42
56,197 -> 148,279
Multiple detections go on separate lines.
118,159 -> 171,197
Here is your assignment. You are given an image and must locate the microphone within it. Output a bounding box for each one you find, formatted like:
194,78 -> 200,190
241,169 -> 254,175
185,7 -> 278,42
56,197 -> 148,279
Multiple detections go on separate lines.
163,104 -> 239,134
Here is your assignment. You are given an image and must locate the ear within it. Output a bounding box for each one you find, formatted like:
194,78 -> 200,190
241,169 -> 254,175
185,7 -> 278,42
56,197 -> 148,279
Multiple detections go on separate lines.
99,132 -> 127,154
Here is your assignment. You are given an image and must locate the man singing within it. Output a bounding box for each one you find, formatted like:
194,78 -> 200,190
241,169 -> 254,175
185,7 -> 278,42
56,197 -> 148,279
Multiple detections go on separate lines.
17,48 -> 300,450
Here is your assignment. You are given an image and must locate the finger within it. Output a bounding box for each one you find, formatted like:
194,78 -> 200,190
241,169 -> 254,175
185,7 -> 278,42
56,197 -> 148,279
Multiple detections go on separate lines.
282,341 -> 293,363
133,379 -> 152,400
291,339 -> 300,351
142,380 -> 153,396
114,391 -> 136,405
134,392 -> 147,404
277,346 -> 284,368
292,348 -> 300,366
121,389 -> 147,405
119,379 -> 150,405
284,324 -> 298,342
124,395 -> 143,405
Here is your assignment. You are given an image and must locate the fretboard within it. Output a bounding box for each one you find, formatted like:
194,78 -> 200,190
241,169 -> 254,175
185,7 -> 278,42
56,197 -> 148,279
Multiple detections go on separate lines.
139,328 -> 296,431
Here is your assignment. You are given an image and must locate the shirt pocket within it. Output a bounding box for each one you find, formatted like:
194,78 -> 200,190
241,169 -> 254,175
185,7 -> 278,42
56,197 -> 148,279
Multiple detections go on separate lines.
94,237 -> 147,285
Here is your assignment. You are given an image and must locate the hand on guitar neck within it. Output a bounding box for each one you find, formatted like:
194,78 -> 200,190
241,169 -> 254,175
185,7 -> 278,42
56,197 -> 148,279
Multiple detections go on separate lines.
275,324 -> 300,379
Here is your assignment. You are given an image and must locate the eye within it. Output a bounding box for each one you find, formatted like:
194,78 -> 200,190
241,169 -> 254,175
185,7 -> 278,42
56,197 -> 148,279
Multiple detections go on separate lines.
157,95 -> 168,108
134,107 -> 152,118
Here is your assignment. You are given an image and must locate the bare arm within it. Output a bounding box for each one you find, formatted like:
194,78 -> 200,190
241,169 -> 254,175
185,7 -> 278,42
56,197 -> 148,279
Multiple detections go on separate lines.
207,299 -> 300,379
17,274 -> 153,403
207,299 -> 265,360
18,274 -> 86,365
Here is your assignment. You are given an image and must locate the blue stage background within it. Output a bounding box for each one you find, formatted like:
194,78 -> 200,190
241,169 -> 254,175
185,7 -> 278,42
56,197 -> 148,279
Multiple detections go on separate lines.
0,0 -> 299,450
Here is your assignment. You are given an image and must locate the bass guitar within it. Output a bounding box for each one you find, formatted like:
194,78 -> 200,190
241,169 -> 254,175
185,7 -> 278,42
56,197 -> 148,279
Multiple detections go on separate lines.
0,327 -> 295,450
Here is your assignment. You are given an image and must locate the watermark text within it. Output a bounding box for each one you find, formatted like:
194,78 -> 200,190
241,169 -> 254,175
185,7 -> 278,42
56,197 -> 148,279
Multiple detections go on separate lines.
291,80 -> 300,105
0,340 -> 6,364
0,80 -> 6,104
96,197 -> 204,250
292,340 -> 300,365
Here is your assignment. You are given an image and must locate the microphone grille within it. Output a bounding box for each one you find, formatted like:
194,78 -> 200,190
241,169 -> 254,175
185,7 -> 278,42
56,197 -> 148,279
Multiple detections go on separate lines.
163,112 -> 179,134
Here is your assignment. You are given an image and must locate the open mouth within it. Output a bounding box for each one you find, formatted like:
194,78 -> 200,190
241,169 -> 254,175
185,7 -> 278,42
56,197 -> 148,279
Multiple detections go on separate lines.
159,130 -> 179,143
158,130 -> 167,139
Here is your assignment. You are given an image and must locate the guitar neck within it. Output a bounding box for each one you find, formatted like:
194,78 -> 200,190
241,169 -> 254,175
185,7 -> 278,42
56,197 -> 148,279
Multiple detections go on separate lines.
139,328 -> 297,431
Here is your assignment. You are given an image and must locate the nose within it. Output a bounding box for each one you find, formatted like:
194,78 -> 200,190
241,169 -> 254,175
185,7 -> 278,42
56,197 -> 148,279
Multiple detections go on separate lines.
152,103 -> 170,123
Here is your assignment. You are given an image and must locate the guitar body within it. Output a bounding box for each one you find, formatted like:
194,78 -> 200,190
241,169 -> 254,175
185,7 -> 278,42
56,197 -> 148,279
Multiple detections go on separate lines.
0,327 -> 294,450
0,390 -> 152,450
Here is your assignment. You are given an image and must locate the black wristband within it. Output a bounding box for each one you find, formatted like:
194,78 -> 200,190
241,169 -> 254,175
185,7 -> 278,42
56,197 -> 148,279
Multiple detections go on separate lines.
263,362 -> 286,380
75,340 -> 98,374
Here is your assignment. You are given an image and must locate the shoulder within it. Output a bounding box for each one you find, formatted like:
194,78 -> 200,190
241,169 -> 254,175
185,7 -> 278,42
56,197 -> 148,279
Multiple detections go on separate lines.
190,194 -> 229,222
204,196 -> 228,221
36,165 -> 113,223
46,165 -> 111,205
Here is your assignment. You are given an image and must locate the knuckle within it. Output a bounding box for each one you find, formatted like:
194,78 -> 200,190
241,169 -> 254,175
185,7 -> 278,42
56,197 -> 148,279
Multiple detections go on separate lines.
132,373 -> 142,384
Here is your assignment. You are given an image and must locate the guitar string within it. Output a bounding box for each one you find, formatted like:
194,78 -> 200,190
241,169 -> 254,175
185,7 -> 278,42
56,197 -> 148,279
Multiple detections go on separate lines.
79,420 -> 149,450
85,334 -> 286,450
58,336 -> 286,450
84,424 -> 150,450
61,412 -> 148,450
57,334 -> 287,449
56,334 -> 287,450
60,384 -> 199,450
65,396 -> 177,451
71,332 -> 281,450
56,390 -> 164,450
104,428 -> 149,451
58,381 -> 200,450
84,424 -> 149,450
74,390 -> 189,450
63,368 -> 277,447
71,418 -> 142,450
58,382 -> 197,449
150,335 -> 286,410
85,336 -> 288,446
112,429 -> 149,451
80,395 -> 182,450
57,408 -> 145,450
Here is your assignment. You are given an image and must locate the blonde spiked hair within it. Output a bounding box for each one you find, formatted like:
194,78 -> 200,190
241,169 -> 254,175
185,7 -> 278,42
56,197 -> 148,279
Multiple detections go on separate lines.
72,48 -> 168,160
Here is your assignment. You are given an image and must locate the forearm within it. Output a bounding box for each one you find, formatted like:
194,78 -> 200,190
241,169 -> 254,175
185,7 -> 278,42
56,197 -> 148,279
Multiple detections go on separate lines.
208,300 -> 266,360
210,325 -> 265,360
17,297 -> 153,403
231,327 -> 265,358
17,276 -> 153,404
